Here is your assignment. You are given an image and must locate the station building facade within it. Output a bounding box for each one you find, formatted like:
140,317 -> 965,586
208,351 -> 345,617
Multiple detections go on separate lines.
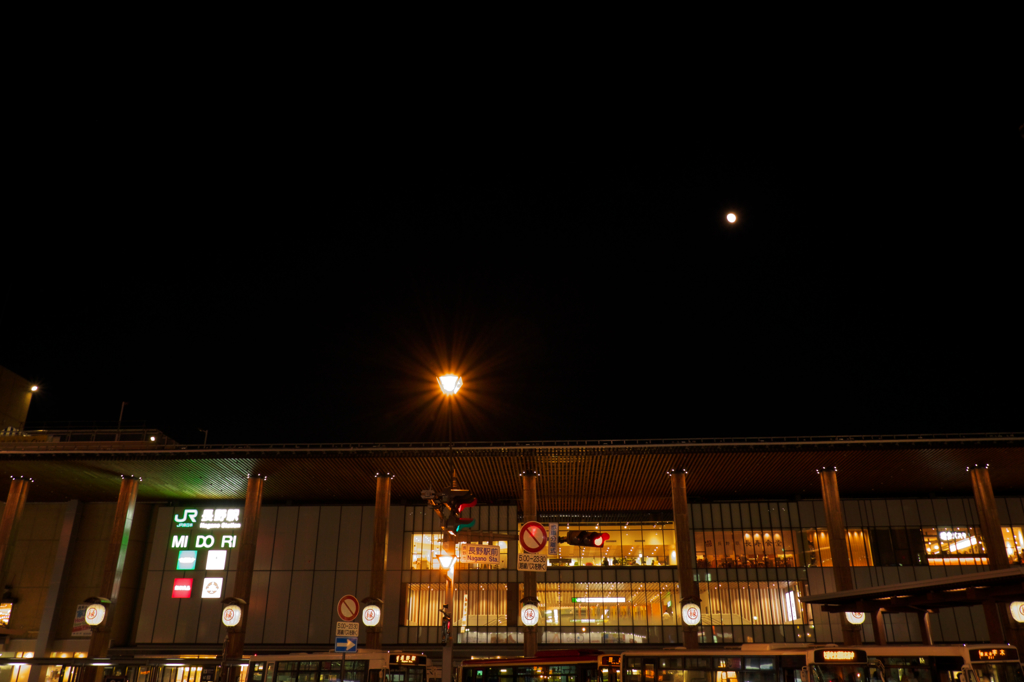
0,433 -> 1022,664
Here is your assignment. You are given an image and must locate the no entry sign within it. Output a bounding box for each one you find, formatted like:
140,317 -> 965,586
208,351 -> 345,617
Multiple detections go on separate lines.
520,521 -> 547,553
337,594 -> 360,622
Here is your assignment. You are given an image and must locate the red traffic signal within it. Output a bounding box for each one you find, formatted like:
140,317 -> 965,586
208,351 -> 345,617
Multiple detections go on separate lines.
564,531 -> 610,547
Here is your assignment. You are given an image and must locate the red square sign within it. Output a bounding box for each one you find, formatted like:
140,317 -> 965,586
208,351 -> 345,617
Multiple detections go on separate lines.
172,578 -> 193,598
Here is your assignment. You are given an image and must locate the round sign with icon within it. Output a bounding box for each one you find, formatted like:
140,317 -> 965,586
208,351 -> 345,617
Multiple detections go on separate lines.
521,603 -> 540,627
362,604 -> 381,627
846,611 -> 866,625
222,604 -> 242,627
681,602 -> 701,626
1011,601 -> 1024,624
84,604 -> 106,626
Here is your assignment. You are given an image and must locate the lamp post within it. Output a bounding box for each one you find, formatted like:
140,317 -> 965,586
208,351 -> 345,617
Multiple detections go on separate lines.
436,374 -> 462,682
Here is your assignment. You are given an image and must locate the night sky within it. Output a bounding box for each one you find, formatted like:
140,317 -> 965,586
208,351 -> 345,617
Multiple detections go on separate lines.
7,93 -> 1022,445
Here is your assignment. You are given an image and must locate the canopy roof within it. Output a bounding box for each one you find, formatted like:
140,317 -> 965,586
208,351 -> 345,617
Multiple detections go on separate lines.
1,433 -> 1022,510
801,566 -> 1024,613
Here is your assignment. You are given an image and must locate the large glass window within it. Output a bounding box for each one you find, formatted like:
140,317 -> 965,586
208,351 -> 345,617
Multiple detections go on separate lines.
1002,526 -> 1024,564
695,529 -> 800,568
408,533 -> 508,570
922,526 -> 988,566
803,529 -> 873,567
550,523 -> 676,567
403,583 -> 507,626
697,580 -> 810,625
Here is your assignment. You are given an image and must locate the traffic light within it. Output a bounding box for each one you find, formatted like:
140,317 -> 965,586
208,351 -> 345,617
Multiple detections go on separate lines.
564,530 -> 610,547
448,491 -> 477,534
428,490 -> 478,535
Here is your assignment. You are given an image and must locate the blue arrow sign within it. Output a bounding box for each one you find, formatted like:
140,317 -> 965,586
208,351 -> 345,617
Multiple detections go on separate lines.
335,636 -> 358,653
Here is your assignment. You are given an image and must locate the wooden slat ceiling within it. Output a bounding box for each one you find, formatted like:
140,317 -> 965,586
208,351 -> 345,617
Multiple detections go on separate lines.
1,437 -> 1022,511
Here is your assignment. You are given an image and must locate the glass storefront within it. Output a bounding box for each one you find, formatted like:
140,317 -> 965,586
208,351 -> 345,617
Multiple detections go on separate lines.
402,580 -> 812,639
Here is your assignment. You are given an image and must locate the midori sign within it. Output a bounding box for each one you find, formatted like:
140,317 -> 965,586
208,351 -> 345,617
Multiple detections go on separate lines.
169,507 -> 242,549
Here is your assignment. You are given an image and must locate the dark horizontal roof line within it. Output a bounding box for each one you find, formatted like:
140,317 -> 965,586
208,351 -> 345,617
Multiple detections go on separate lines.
7,432 -> 1023,458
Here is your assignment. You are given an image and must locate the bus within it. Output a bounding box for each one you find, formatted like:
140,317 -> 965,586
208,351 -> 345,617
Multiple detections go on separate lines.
0,652 -> 437,682
247,652 -> 438,682
803,646 -> 1022,682
458,650 -> 621,682
618,645 -> 1023,682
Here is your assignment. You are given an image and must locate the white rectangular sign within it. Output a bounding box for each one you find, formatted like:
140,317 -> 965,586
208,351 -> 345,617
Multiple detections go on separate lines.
517,552 -> 547,572
336,621 -> 360,637
549,523 -> 558,555
460,543 -> 501,565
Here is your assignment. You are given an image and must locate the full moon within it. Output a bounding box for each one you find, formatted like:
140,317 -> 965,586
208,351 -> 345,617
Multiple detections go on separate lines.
726,213 -> 737,224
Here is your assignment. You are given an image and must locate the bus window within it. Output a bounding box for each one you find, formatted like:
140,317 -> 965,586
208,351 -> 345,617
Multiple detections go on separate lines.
624,659 -> 644,682
972,664 -> 1024,682
548,666 -> 577,682
880,658 -> 932,682
277,663 -> 299,682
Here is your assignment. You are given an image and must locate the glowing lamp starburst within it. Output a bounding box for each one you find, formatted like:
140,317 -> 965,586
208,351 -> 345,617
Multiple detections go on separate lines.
437,375 -> 463,395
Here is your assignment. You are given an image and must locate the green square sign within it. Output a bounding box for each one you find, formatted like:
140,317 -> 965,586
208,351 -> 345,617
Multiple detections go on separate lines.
177,550 -> 198,570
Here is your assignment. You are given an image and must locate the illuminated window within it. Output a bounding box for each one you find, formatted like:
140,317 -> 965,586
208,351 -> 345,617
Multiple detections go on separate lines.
696,529 -> 801,568
922,527 -> 988,566
402,583 -> 507,627
1003,526 -> 1024,564
803,529 -> 873,567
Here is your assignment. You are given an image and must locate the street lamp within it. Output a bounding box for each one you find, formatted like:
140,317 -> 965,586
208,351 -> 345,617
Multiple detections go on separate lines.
438,553 -> 455,570
436,374 -> 463,489
437,375 -> 463,395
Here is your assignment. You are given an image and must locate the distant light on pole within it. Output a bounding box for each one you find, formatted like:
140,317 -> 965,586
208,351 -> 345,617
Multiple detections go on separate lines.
437,375 -> 463,395
30,386 -> 38,392
726,213 -> 737,224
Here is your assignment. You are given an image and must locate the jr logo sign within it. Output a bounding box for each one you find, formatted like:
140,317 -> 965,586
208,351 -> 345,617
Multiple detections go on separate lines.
174,510 -> 198,527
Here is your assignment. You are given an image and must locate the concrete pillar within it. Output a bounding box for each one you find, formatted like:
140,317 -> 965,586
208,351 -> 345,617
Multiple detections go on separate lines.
870,610 -> 887,645
366,473 -> 392,650
87,475 -> 139,658
669,468 -> 700,648
522,471 -> 538,658
818,466 -> 863,645
223,474 -> 265,678
0,477 -> 31,587
917,610 -> 933,645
